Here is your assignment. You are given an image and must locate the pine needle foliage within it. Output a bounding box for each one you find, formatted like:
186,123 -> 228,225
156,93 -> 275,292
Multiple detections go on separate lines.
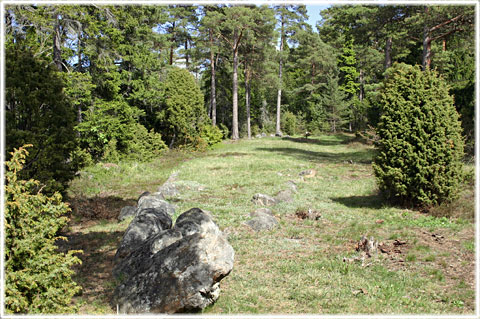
4,145 -> 82,314
373,63 -> 464,207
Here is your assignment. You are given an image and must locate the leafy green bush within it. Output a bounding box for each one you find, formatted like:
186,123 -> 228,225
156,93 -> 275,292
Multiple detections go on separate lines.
218,123 -> 230,139
157,67 -> 208,147
373,63 -> 464,207
5,145 -> 82,314
200,124 -> 224,147
281,111 -> 297,135
125,123 -> 167,160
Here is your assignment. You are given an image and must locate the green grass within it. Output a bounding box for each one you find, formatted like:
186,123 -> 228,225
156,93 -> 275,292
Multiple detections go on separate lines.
66,134 -> 475,314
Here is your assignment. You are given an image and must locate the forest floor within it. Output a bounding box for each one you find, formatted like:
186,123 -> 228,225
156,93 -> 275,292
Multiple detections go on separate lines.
62,134 -> 475,314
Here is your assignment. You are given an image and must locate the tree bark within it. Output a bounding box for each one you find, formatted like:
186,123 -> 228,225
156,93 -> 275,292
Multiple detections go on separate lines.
53,14 -> 63,71
210,31 -> 217,126
384,36 -> 392,70
231,30 -> 239,140
245,67 -> 251,139
422,7 -> 431,71
276,18 -> 285,136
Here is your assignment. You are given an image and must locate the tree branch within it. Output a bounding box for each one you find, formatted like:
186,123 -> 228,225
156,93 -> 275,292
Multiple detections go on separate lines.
429,14 -> 463,33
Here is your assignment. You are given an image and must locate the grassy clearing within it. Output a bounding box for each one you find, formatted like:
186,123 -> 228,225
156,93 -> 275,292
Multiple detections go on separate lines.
64,134 -> 475,314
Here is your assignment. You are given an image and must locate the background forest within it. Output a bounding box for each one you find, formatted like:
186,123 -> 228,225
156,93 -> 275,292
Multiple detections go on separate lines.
5,4 -> 475,194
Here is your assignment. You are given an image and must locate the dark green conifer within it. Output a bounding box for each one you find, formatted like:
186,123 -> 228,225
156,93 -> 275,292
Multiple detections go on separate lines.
373,63 -> 464,207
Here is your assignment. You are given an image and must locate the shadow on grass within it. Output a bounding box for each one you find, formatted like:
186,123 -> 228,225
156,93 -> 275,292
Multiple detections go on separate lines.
331,194 -> 385,209
256,146 -> 373,164
67,195 -> 137,220
57,229 -> 124,312
282,135 -> 352,146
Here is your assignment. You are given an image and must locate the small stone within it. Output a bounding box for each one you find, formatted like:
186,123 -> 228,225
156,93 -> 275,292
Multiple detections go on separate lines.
275,189 -> 294,203
299,169 -> 316,178
245,213 -> 278,232
252,193 -> 277,206
251,208 -> 273,217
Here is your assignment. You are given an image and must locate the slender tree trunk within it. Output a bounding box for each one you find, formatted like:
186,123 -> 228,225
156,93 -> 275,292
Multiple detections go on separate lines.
210,31 -> 217,126
169,22 -> 176,65
422,7 -> 432,71
185,39 -> 189,68
442,38 -> 447,51
245,67 -> 251,139
53,14 -> 63,71
261,98 -> 268,129
385,36 -> 392,70
359,69 -> 364,102
276,19 -> 285,136
232,31 -> 239,140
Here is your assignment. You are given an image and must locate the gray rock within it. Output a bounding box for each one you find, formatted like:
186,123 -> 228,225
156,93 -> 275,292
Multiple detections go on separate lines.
112,208 -> 234,314
137,191 -> 152,202
252,193 -> 277,206
275,189 -> 294,203
114,208 -> 172,261
261,132 -> 267,137
137,194 -> 175,216
245,212 -> 278,232
166,171 -> 179,183
118,206 -> 137,222
285,180 -> 298,193
157,182 -> 180,198
255,134 -> 262,138
251,208 -> 273,217
299,169 -> 316,177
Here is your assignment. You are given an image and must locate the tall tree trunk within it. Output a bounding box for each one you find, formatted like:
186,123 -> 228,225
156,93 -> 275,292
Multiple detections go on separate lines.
245,67 -> 251,139
261,98 -> 268,129
276,18 -> 285,136
231,31 -> 239,140
210,31 -> 217,126
169,22 -> 176,65
359,69 -> 364,102
385,36 -> 392,70
422,7 -> 431,71
184,39 -> 189,68
53,14 -> 63,71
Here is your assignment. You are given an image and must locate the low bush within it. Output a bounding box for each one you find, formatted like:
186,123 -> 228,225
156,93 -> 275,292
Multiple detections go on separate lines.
5,145 -> 82,314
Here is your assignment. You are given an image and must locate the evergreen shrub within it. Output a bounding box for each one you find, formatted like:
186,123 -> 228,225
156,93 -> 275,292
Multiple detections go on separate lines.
281,111 -> 297,135
200,124 -> 224,147
373,63 -> 464,207
5,145 -> 82,314
158,67 -> 207,147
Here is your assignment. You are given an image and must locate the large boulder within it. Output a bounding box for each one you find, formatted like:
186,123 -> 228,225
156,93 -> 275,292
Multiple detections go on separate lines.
112,208 -> 234,314
115,208 -> 172,261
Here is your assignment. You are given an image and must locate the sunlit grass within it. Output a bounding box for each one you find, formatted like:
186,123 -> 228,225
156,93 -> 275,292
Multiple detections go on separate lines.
67,134 -> 475,314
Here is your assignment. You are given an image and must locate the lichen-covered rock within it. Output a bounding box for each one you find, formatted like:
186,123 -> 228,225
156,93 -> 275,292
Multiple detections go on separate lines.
112,208 -> 234,314
114,208 -> 172,261
157,182 -> 180,198
137,194 -> 175,216
251,193 -> 277,206
275,189 -> 294,203
118,206 -> 137,221
245,211 -> 278,232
